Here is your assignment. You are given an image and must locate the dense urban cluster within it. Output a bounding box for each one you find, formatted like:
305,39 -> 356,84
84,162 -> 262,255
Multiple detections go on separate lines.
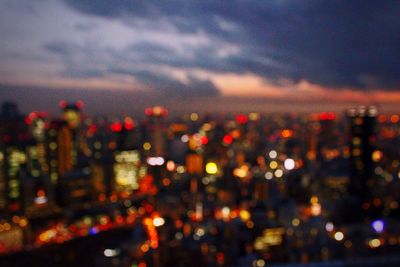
0,101 -> 400,267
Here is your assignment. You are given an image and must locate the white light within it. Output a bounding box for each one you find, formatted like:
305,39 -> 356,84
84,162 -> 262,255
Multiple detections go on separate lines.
153,217 -> 165,227
265,172 -> 273,180
268,150 -> 277,159
334,231 -> 344,241
274,169 -> 283,178
325,222 -> 334,232
181,135 -> 189,143
104,249 -> 120,257
147,157 -> 165,166
195,228 -> 205,237
284,158 -> 295,170
34,196 -> 48,205
221,207 -> 230,219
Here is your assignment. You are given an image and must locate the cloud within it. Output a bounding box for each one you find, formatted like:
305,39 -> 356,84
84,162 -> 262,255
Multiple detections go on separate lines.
63,0 -> 400,91
44,40 -> 220,97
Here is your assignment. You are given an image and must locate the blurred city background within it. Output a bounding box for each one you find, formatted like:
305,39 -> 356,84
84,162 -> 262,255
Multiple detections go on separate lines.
0,102 -> 400,266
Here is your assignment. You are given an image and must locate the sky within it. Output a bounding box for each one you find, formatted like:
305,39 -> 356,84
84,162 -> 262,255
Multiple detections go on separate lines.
0,0 -> 399,115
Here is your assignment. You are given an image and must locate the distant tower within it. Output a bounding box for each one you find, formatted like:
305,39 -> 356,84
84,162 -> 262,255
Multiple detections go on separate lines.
59,100 -> 84,167
59,100 -> 83,129
0,101 -> 27,213
145,106 -> 168,157
48,119 -> 73,184
25,112 -> 52,211
348,106 -> 378,200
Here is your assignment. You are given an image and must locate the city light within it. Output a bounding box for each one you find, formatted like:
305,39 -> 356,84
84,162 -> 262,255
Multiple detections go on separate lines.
147,157 -> 165,166
268,150 -> 277,159
264,172 -> 273,180
369,238 -> 382,248
334,231 -> 344,241
372,220 -> 385,233
284,158 -> 295,170
0,99 -> 399,266
104,248 -> 120,257
153,217 -> 165,227
325,222 -> 334,232
205,162 -> 218,175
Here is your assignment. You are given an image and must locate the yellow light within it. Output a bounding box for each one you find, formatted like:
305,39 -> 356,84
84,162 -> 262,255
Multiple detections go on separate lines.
372,150 -> 383,162
176,166 -> 185,173
310,196 -> 319,204
334,231 -> 344,241
143,142 -> 151,151
255,259 -> 265,267
249,112 -> 260,121
190,113 -> 199,121
3,223 -> 11,231
206,162 -> 218,175
369,238 -> 381,248
233,165 -> 249,178
269,161 -> 278,169
239,210 -> 251,221
291,218 -> 300,226
19,218 -> 28,227
49,142 -> 57,150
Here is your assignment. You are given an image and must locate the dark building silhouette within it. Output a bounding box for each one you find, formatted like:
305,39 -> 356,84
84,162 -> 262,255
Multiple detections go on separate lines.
348,106 -> 377,197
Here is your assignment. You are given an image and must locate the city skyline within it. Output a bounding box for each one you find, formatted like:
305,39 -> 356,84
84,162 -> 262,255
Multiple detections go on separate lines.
1,0 -> 400,114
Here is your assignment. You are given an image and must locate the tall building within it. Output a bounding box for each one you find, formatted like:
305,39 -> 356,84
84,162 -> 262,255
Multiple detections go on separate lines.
145,106 -> 168,157
25,112 -> 52,211
47,119 -> 73,184
348,106 -> 378,201
0,102 -> 28,213
59,100 -> 83,167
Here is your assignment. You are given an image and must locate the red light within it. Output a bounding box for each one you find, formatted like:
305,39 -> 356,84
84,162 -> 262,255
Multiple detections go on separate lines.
25,116 -> 32,125
216,252 -> 225,264
76,100 -> 84,109
124,118 -> 135,130
59,100 -> 67,109
29,112 -> 38,119
201,136 -> 209,145
145,108 -> 153,116
236,114 -> 248,124
319,112 -> 335,121
110,122 -> 122,132
223,134 -> 233,145
327,112 -> 335,120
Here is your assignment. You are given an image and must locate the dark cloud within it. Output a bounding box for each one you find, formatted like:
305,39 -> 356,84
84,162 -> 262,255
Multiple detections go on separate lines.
64,0 -> 400,90
44,40 -> 220,97
108,68 -> 220,98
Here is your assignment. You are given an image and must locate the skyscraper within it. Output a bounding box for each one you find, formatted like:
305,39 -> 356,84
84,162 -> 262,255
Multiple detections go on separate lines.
348,106 -> 378,203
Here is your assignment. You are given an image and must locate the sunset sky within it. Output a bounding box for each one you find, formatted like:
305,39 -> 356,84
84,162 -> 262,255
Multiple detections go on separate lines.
0,0 -> 399,115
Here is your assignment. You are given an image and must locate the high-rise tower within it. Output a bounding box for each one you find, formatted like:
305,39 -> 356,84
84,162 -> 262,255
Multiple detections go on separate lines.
348,106 -> 378,201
